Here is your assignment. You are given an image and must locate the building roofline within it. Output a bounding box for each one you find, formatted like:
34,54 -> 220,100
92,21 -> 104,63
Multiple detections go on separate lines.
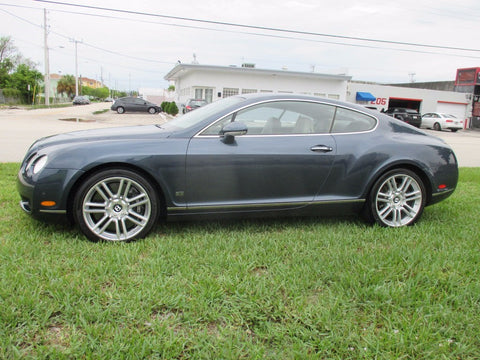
164,63 -> 351,81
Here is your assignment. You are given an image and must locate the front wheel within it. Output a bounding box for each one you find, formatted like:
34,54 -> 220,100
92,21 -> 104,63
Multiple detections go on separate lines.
148,107 -> 157,114
73,169 -> 159,242
367,169 -> 426,227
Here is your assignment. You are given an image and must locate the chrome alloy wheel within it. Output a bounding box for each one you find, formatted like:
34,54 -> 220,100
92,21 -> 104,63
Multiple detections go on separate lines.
82,176 -> 152,241
374,173 -> 423,227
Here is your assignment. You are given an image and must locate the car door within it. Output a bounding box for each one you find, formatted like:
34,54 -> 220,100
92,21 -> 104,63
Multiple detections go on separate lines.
422,113 -> 433,128
184,100 -> 337,211
132,98 -> 147,112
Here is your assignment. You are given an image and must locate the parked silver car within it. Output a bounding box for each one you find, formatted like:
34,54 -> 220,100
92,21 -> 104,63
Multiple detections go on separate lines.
421,113 -> 463,132
72,95 -> 90,105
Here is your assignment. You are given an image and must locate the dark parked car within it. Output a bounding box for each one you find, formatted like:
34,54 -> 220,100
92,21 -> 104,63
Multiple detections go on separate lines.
18,94 -> 458,242
72,95 -> 90,105
384,108 -> 422,127
111,97 -> 161,114
183,99 -> 208,113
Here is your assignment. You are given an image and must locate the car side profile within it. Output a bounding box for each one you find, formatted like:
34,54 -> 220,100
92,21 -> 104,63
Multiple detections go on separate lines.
421,112 -> 463,132
111,96 -> 162,114
18,94 -> 458,242
72,95 -> 90,105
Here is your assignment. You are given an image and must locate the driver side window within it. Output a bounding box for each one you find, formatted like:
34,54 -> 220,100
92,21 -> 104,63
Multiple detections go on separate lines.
199,101 -> 336,136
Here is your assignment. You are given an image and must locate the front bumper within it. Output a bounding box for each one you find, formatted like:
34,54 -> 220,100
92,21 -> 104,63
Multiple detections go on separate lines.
17,167 -> 84,222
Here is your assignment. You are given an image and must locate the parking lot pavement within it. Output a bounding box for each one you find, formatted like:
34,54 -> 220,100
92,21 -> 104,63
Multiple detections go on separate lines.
424,128 -> 480,167
1,104 -> 479,166
0,103 -> 169,162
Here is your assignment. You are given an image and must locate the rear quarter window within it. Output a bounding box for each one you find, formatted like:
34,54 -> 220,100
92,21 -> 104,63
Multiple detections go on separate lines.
331,107 -> 377,133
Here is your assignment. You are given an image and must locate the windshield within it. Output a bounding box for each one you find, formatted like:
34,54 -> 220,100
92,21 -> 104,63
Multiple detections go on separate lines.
162,96 -> 245,130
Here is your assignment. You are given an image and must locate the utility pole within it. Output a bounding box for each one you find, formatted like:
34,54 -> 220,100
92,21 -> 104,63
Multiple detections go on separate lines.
44,8 -> 50,106
70,39 -> 82,96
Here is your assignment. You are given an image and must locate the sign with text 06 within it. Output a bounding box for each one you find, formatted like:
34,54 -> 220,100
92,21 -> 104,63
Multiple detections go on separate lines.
371,98 -> 387,106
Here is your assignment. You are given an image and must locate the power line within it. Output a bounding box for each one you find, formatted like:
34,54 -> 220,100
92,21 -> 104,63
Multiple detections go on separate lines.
2,1 -> 479,60
0,6 -> 176,65
3,3 -> 479,61
34,0 -> 480,53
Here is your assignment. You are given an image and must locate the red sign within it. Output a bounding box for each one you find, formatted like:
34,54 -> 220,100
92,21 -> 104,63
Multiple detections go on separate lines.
370,98 -> 387,106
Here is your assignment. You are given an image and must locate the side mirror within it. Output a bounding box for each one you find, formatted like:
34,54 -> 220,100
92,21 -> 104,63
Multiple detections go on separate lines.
220,122 -> 247,143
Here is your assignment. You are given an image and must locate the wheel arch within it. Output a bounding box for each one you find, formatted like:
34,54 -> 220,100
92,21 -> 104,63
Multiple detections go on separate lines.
364,162 -> 433,205
66,162 -> 167,223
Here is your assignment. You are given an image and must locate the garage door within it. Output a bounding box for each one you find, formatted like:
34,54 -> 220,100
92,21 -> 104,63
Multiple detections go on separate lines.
436,101 -> 467,121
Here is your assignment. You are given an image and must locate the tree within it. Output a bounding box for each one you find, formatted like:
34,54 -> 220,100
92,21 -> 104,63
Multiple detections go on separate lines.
93,87 -> 109,99
0,36 -> 17,88
57,75 -> 76,99
8,63 -> 42,103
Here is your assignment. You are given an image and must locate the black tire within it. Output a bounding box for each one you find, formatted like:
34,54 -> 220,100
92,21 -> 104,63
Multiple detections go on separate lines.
366,168 -> 426,227
433,122 -> 442,131
117,106 -> 125,114
148,107 -> 157,114
73,169 -> 159,242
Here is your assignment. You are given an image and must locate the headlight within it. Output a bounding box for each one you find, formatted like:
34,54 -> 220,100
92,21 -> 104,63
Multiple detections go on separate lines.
24,154 -> 48,176
33,155 -> 48,174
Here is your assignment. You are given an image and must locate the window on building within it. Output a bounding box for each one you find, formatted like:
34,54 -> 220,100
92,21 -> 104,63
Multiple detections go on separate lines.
192,88 -> 214,103
195,88 -> 203,99
205,89 -> 213,103
223,88 -> 239,98
328,94 -> 340,100
314,93 -> 326,97
241,89 -> 257,94
260,90 -> 273,93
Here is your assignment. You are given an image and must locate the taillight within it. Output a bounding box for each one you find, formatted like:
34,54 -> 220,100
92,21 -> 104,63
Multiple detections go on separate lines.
446,120 -> 453,123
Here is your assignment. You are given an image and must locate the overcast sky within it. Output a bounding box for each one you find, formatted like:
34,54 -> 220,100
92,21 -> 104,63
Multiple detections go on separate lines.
1,0 -> 479,91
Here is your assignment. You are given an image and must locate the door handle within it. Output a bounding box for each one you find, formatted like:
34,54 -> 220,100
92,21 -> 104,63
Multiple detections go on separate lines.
310,145 -> 333,153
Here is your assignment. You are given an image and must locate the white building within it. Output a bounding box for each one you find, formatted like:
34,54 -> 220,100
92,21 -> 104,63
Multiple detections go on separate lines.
164,63 -> 472,125
164,63 -> 351,105
347,82 -> 471,122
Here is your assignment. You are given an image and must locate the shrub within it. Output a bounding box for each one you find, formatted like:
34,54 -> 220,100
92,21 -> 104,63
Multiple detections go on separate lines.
169,102 -> 179,116
162,102 -> 171,114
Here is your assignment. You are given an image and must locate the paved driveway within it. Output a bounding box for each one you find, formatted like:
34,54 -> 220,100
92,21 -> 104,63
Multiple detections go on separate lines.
1,104 -> 479,166
0,103 -> 169,162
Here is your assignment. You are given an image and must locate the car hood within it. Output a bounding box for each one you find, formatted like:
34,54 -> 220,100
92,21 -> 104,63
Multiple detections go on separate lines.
29,125 -> 172,153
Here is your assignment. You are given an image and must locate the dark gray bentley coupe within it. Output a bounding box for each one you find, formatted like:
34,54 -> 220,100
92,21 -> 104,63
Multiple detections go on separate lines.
17,94 -> 458,242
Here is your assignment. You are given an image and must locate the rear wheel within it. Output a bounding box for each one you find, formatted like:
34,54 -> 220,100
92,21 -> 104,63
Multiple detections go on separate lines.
433,122 -> 442,131
367,169 -> 426,227
117,106 -> 125,114
73,169 -> 159,242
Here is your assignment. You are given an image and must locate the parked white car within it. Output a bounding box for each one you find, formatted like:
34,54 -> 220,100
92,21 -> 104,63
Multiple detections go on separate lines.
421,113 -> 463,132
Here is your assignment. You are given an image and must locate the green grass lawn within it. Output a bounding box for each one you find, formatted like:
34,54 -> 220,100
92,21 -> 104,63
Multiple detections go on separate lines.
1,163 -> 479,359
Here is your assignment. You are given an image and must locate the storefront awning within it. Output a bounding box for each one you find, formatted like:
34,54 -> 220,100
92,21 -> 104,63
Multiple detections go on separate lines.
356,92 -> 376,102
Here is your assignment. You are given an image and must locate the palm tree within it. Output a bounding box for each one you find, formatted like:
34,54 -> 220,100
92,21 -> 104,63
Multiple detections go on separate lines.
57,75 -> 76,99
